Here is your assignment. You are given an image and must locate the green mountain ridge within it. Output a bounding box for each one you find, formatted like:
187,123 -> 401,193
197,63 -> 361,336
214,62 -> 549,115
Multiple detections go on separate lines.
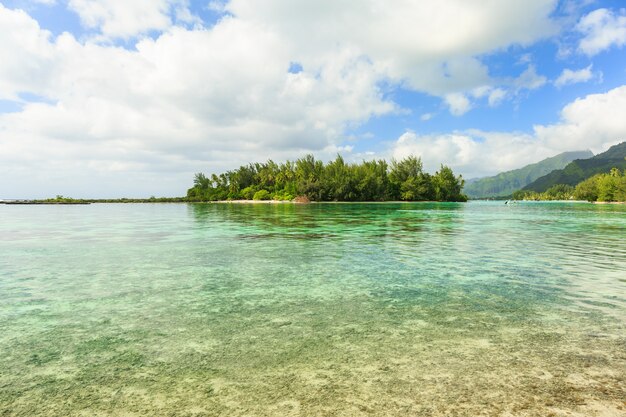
522,141 -> 626,193
464,150 -> 593,198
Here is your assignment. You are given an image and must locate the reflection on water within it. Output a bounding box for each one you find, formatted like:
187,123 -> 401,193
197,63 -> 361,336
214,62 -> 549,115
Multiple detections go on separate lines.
0,202 -> 625,416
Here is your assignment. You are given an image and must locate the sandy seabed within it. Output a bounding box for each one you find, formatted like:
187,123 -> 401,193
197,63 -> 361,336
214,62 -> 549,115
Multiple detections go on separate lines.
2,291 -> 625,417
1,201 -> 625,416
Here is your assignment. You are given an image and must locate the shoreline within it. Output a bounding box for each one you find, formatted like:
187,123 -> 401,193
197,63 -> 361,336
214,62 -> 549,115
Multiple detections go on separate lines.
204,200 -> 467,204
211,199 -> 295,204
3,199 -> 626,205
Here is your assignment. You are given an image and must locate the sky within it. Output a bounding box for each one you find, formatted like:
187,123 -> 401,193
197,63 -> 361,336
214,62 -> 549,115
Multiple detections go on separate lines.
1,0 -> 626,198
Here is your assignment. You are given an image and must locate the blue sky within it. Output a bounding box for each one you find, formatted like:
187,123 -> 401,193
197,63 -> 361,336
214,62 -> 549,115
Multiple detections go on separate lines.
1,0 -> 626,198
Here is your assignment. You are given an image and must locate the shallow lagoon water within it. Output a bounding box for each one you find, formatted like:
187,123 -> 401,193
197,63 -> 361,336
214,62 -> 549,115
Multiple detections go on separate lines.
0,201 -> 625,416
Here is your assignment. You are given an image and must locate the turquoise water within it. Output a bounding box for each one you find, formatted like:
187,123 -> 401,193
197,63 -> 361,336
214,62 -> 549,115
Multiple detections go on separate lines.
1,202 -> 625,416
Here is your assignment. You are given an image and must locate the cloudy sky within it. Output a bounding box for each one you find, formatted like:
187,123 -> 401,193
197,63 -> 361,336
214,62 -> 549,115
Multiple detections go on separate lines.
1,0 -> 626,198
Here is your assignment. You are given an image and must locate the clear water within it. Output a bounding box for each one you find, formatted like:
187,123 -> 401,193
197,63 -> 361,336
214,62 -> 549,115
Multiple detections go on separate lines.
1,202 -> 625,416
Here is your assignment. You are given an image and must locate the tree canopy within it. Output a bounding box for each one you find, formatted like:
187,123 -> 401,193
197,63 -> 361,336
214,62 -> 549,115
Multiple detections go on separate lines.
513,167 -> 626,202
187,155 -> 467,202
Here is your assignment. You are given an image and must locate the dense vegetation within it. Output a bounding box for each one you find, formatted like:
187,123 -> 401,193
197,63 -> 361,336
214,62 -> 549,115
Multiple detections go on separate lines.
513,168 -> 626,202
464,150 -> 592,199
522,142 -> 626,193
187,155 -> 467,202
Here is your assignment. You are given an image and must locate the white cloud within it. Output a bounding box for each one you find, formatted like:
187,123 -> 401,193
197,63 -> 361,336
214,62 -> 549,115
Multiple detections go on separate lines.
534,85 -> 626,152
470,85 -> 492,99
226,0 -> 557,112
67,0 -> 194,39
207,1 -> 227,13
577,8 -> 626,56
0,1 -> 569,197
0,5 -> 55,100
488,88 -> 507,107
0,5 -> 395,197
390,86 -> 626,178
443,65 -> 547,112
444,93 -> 472,116
514,65 -> 547,91
392,130 -> 549,178
554,65 -> 594,87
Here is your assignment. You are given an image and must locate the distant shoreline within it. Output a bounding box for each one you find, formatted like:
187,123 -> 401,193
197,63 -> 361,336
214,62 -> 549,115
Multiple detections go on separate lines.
206,200 -> 461,204
3,199 -> 626,205
1,201 -> 92,205
0,199 -> 469,205
210,199 -> 294,204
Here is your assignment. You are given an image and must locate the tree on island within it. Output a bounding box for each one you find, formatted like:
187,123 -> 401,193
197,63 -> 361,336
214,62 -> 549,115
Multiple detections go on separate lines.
187,155 -> 467,202
512,166 -> 626,202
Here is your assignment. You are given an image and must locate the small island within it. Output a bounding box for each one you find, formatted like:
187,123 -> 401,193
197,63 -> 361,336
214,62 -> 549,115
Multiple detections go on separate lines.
187,155 -> 467,202
1,196 -> 188,205
3,195 -> 91,205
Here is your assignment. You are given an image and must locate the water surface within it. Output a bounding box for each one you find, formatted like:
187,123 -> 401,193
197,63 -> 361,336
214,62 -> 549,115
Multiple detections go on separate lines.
1,202 -> 625,416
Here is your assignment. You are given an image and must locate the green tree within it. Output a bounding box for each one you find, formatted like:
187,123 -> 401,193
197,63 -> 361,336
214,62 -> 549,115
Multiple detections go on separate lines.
574,176 -> 600,201
355,159 -> 389,201
616,169 -> 626,202
433,165 -> 467,202
253,189 -> 272,200
544,184 -> 574,200
389,156 -> 434,200
597,170 -> 619,202
323,155 -> 353,200
240,186 -> 257,200
295,155 -> 324,200
190,154 -> 467,202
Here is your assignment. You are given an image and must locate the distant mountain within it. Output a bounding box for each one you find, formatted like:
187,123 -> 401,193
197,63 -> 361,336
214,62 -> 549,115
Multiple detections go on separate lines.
523,142 -> 626,193
464,150 -> 593,198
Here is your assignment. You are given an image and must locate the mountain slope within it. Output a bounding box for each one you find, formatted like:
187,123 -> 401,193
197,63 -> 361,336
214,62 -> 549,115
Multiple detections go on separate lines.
523,142 -> 626,192
464,150 -> 593,198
